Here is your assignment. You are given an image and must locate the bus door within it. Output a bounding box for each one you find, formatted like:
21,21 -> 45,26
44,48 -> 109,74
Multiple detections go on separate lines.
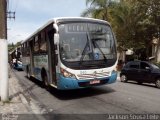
48,30 -> 57,85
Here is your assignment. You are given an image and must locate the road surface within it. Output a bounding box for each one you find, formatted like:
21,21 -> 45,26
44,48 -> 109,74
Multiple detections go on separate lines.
13,70 -> 160,119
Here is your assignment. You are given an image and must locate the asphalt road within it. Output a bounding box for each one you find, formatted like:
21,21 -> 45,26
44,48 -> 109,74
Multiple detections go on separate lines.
13,70 -> 160,116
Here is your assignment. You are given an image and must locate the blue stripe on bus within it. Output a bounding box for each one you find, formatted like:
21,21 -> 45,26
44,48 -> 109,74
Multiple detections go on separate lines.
57,72 -> 117,90
33,67 -> 42,81
107,71 -> 117,84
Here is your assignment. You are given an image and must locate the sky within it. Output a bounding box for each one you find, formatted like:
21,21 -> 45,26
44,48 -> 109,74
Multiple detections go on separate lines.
7,0 -> 87,44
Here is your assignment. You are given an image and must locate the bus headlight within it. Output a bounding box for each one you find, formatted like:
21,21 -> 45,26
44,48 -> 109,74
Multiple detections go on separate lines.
60,68 -> 76,79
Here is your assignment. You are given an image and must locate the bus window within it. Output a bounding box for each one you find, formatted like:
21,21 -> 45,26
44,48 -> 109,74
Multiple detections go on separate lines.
24,43 -> 27,56
40,32 -> 47,53
26,42 -> 30,56
34,36 -> 40,54
21,44 -> 24,56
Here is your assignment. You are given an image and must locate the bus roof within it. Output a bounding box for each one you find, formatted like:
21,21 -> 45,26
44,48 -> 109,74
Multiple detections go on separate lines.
54,17 -> 109,24
22,17 -> 110,44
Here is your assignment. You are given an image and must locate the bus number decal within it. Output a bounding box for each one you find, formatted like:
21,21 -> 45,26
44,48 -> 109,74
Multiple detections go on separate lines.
80,71 -> 87,75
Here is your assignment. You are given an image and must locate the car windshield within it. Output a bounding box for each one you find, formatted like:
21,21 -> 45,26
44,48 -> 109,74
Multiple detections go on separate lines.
150,63 -> 159,69
59,23 -> 116,62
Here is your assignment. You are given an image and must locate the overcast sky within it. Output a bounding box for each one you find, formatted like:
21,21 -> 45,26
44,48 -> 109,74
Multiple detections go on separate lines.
7,0 -> 87,44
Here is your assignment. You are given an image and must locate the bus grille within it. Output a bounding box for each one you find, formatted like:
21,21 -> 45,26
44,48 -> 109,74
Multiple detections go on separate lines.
77,72 -> 109,80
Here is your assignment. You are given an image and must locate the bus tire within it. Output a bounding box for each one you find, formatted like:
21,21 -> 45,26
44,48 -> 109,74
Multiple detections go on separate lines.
137,81 -> 143,85
41,70 -> 50,90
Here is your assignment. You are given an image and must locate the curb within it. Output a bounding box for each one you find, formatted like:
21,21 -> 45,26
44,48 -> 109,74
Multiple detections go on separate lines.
9,67 -> 48,116
19,94 -> 28,105
9,68 -> 31,113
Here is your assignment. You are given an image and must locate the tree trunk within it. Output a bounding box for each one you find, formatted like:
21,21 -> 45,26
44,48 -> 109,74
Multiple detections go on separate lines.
155,26 -> 160,62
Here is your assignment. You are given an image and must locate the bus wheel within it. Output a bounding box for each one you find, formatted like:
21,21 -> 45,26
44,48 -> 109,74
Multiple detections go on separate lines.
137,81 -> 143,85
42,72 -> 50,90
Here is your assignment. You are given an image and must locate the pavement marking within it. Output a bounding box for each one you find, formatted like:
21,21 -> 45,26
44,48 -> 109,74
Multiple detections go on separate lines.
19,94 -> 28,104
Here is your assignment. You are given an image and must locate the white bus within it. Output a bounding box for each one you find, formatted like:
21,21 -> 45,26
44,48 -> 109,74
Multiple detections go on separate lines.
21,17 -> 118,90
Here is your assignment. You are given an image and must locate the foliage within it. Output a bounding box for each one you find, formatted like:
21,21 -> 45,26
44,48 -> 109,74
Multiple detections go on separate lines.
152,62 -> 160,68
108,1 -> 142,50
8,41 -> 22,52
81,0 -> 160,58
8,43 -> 15,51
81,0 -> 110,20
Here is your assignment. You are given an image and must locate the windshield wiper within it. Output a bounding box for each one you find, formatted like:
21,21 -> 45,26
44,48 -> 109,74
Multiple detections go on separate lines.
79,41 -> 89,65
79,32 -> 93,65
91,38 -> 107,63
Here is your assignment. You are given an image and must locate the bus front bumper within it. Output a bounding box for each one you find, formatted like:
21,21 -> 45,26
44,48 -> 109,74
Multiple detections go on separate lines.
57,72 -> 117,90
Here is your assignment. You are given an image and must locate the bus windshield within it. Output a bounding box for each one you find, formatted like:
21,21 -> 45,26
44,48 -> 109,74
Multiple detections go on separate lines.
59,23 -> 116,63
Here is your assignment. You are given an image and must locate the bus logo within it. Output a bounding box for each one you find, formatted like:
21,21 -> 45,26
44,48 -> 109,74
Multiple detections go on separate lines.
94,53 -> 99,60
94,71 -> 97,78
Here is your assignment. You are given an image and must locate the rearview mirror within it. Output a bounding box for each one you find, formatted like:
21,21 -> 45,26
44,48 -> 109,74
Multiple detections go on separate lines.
54,33 -> 59,44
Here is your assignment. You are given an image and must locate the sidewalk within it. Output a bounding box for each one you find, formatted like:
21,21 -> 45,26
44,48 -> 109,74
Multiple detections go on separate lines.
0,66 -> 33,114
0,66 -> 51,119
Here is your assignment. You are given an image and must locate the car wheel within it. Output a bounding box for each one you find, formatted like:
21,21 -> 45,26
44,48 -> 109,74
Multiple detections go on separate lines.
120,74 -> 127,82
137,81 -> 143,85
155,78 -> 160,89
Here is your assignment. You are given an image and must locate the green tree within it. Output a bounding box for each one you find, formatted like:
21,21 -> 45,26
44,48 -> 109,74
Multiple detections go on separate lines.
82,0 -> 143,49
135,0 -> 160,59
8,41 -> 22,52
109,1 -> 137,50
81,0 -> 115,20
8,42 -> 15,51
143,0 -> 160,60
82,0 -> 160,60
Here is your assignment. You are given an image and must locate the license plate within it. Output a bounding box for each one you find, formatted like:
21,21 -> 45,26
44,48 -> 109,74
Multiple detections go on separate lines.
90,80 -> 100,84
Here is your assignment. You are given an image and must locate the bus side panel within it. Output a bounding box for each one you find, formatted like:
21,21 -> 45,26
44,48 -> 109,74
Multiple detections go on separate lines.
22,56 -> 30,73
33,55 -> 49,81
108,71 -> 117,84
57,73 -> 79,90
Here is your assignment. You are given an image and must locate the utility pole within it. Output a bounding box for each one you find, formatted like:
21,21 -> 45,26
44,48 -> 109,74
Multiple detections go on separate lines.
0,0 -> 7,38
0,0 -> 9,101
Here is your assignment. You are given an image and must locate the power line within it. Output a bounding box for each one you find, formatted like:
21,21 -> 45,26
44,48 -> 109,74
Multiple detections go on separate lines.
7,0 -> 16,20
7,11 -> 15,19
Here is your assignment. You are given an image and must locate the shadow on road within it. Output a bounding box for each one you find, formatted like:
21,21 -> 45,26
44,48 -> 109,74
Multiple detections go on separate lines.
28,76 -> 116,100
48,86 -> 116,100
121,80 -> 157,89
9,84 -> 36,101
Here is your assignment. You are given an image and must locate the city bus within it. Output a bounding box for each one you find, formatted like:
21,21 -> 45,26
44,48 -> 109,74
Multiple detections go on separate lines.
21,17 -> 118,90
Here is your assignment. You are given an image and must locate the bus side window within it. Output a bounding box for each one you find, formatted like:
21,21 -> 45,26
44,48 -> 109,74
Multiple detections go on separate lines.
21,44 -> 24,56
24,43 -> 27,56
26,42 -> 30,56
40,32 -> 47,53
34,36 -> 40,54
